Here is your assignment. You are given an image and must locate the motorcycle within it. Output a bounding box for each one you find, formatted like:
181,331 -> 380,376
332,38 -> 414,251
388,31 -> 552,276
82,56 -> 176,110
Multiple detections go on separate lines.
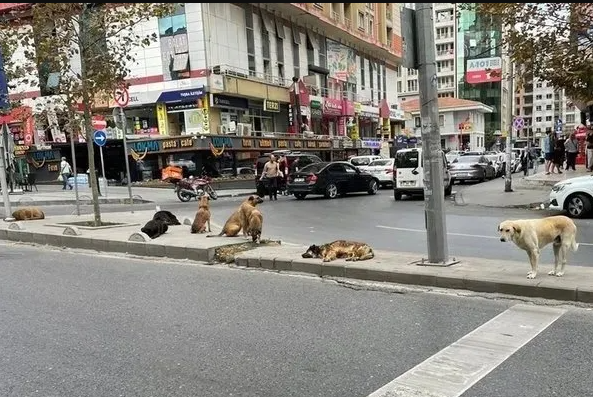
173,175 -> 218,202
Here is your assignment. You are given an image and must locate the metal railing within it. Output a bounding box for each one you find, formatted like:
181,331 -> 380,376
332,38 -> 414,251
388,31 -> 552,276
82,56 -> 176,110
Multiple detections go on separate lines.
344,18 -> 352,31
331,10 -> 340,21
211,64 -> 293,88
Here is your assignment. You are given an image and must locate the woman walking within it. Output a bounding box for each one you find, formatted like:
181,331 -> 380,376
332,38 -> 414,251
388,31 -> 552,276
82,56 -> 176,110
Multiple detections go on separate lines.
564,132 -> 578,171
552,134 -> 564,174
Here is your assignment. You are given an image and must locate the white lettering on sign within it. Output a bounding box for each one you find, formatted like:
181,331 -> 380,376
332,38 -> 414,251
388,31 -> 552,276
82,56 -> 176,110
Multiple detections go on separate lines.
180,90 -> 203,98
324,101 -> 342,111
467,57 -> 502,71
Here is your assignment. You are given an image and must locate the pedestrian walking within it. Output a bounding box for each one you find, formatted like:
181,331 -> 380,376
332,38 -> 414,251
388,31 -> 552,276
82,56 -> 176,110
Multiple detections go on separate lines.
586,129 -> 593,171
564,132 -> 578,171
260,154 -> 280,201
59,157 -> 73,190
552,135 -> 564,174
278,154 -> 288,196
520,149 -> 532,177
543,131 -> 554,175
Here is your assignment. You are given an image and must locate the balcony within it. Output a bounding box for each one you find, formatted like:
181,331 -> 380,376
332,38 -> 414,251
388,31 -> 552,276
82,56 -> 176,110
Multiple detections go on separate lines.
331,10 -> 341,22
255,3 -> 402,65
211,64 -> 292,87
436,49 -> 455,59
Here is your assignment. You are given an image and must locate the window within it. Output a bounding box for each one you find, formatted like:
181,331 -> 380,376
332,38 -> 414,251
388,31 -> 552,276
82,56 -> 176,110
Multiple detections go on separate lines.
343,164 -> 357,173
407,79 -> 418,92
414,117 -> 421,127
536,117 -> 542,122
536,105 -> 541,111
262,22 -> 270,60
293,41 -> 300,78
439,115 -> 444,126
245,6 -> 256,75
306,34 -> 314,66
158,5 -> 187,36
397,81 -> 402,92
566,114 -> 575,123
318,37 -> 326,69
536,82 -> 542,88
327,164 -> 346,173
546,94 -> 553,99
368,17 -> 374,37
360,57 -> 365,87
546,104 -> 552,111
535,95 -> 542,100
159,6 -> 190,81
358,11 -> 365,30
545,116 -> 552,122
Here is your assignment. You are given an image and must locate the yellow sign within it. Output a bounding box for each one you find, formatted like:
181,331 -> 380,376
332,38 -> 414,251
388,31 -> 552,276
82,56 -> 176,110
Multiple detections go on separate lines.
263,100 -> 280,113
156,102 -> 169,135
277,140 -> 288,148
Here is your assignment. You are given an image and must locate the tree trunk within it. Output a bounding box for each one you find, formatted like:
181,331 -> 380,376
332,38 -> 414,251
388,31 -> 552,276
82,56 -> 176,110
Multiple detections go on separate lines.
79,4 -> 102,227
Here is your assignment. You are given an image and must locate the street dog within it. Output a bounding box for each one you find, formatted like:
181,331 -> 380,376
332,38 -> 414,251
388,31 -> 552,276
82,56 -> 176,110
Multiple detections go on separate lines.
191,195 -> 211,234
207,195 -> 263,238
246,208 -> 263,243
153,210 -> 181,226
141,219 -> 169,239
301,240 -> 375,262
498,215 -> 579,279
12,207 -> 45,221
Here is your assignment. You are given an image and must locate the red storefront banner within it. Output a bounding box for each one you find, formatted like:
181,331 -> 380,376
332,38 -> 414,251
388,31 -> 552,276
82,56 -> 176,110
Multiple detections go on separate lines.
466,69 -> 503,84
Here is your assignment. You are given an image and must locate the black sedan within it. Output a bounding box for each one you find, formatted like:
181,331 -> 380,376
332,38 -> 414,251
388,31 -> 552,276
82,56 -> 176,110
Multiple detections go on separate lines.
286,161 -> 380,200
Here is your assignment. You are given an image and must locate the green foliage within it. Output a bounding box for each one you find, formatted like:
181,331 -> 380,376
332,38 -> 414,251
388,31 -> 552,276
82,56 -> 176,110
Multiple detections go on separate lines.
461,3 -> 593,102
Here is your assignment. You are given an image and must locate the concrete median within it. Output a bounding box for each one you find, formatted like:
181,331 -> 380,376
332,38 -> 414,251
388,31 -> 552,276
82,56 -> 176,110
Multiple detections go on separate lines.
0,211 -> 591,304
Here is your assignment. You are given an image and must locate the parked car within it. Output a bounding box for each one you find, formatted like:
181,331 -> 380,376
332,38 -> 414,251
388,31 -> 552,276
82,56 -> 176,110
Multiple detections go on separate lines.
364,158 -> 395,188
549,175 -> 593,218
449,154 -> 497,183
286,161 -> 380,200
393,148 -> 452,200
254,152 -> 322,197
348,155 -> 384,170
485,153 -> 505,177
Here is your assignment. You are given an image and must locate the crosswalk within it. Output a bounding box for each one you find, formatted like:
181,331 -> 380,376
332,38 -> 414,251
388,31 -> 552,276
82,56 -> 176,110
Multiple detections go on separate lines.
367,304 -> 566,397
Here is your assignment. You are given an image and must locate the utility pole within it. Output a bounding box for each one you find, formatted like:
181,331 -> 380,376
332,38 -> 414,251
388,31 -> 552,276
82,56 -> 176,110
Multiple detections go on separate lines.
416,3 -> 449,264
0,47 -> 14,221
505,62 -> 514,192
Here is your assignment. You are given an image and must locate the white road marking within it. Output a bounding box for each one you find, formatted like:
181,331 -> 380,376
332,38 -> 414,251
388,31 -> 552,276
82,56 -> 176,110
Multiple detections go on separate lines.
367,304 -> 565,397
376,225 -> 593,247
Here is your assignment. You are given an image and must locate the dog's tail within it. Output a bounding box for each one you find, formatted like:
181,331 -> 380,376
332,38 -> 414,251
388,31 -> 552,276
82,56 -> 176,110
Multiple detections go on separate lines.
571,237 -> 579,252
206,232 -> 224,238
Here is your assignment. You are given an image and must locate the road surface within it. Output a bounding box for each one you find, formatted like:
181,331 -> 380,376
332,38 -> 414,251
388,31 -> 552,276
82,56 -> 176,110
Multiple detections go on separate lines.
0,243 -> 591,397
38,188 -> 593,267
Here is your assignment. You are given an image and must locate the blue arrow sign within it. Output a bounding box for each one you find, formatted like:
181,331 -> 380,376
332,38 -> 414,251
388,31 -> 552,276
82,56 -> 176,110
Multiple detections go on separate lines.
93,130 -> 107,147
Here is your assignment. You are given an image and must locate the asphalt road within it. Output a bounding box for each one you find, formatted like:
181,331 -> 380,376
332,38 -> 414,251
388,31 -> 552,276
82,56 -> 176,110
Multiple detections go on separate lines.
1,243 -> 592,397
37,188 -> 593,267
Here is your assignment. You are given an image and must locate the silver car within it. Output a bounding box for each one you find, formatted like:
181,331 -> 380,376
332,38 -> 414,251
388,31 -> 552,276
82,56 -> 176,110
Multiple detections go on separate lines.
449,155 -> 497,183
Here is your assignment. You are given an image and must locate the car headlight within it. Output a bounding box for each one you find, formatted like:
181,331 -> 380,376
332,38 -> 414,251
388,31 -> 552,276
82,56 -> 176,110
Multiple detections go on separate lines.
551,183 -> 570,192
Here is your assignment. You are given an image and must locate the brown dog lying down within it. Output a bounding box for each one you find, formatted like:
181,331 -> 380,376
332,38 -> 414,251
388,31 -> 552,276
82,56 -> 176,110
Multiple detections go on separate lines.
12,207 -> 45,221
191,195 -> 211,234
301,240 -> 375,262
246,208 -> 263,243
207,195 -> 263,237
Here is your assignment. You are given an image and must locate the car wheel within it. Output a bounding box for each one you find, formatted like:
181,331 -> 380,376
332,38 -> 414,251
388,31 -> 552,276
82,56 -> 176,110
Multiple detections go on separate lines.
444,183 -> 452,196
294,193 -> 307,200
479,171 -> 486,182
565,193 -> 592,219
394,190 -> 402,201
325,183 -> 338,199
368,179 -> 379,195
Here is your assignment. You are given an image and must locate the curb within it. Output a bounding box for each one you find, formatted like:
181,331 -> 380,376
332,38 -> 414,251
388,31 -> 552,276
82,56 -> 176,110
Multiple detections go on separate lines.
233,255 -> 593,304
2,228 -> 590,304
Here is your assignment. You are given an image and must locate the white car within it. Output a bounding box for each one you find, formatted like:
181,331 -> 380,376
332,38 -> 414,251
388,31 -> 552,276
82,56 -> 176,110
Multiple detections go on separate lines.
549,176 -> 593,218
349,155 -> 384,170
364,158 -> 395,187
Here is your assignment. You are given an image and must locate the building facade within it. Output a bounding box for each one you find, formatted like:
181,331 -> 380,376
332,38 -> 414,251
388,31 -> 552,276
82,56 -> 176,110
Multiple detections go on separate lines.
1,2 -> 406,182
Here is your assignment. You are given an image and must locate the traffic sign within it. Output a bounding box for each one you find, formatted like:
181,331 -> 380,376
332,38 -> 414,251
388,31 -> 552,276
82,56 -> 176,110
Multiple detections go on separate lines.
513,117 -> 525,130
113,86 -> 130,107
93,130 -> 107,147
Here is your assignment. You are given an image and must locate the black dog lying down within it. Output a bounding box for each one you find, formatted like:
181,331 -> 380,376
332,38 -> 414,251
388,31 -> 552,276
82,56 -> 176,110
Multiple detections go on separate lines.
141,219 -> 169,239
153,210 -> 181,226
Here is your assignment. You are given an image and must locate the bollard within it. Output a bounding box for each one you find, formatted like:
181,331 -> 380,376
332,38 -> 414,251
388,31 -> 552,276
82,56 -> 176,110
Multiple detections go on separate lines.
128,232 -> 151,242
182,217 -> 193,226
8,221 -> 24,231
63,226 -> 82,236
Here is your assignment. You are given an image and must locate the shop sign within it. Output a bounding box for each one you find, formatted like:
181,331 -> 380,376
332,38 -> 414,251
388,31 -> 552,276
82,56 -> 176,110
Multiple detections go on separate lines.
277,140 -> 288,149
353,102 -> 362,114
263,99 -> 280,113
359,105 -> 380,119
14,145 -> 30,156
318,140 -> 332,149
292,140 -> 304,149
131,140 -> 160,153
167,102 -> 201,112
361,140 -> 381,149
48,163 -> 59,172
389,109 -> 405,121
306,140 -> 316,149
30,149 -> 61,162
211,136 -> 233,148
157,86 -> 206,103
242,138 -> 253,148
162,137 -> 194,151
258,139 -> 273,148
323,98 -> 343,116
342,139 -> 353,149
310,100 -> 322,109
310,108 -> 323,120
210,94 -> 248,110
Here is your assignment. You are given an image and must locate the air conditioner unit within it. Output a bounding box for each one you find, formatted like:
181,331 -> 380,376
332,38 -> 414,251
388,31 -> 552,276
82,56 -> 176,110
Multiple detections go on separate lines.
236,123 -> 252,137
217,125 -> 227,134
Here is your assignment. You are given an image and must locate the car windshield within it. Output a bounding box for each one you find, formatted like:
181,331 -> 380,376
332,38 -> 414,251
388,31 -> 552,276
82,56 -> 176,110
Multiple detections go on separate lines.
395,151 -> 419,168
299,162 -> 328,173
350,157 -> 373,166
485,155 -> 498,163
368,159 -> 391,167
455,156 -> 481,163
445,154 -> 458,162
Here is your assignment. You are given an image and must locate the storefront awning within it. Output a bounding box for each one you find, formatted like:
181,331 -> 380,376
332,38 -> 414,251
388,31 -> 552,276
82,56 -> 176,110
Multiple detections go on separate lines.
157,86 -> 205,103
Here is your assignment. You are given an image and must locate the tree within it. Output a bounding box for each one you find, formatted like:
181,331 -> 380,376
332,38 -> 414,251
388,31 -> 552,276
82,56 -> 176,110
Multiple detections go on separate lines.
464,3 -> 593,103
0,3 -> 175,226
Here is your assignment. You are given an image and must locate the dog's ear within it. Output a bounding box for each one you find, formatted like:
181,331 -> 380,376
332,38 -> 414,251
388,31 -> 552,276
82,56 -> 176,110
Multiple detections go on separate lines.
512,225 -> 521,234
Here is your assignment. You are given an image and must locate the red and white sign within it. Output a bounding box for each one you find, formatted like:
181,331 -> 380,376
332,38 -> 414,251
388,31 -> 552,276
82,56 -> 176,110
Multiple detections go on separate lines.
113,86 -> 130,107
465,56 -> 502,84
91,115 -> 107,130
323,98 -> 343,116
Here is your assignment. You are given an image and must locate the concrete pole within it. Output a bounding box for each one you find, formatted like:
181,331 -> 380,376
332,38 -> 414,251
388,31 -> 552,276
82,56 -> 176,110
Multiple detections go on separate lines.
120,107 -> 134,213
416,3 -> 449,263
0,123 -> 14,221
505,62 -> 514,192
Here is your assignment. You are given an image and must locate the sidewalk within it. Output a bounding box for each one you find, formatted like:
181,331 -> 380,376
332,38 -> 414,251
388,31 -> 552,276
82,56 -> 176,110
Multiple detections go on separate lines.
454,166 -> 590,209
1,210 -> 591,304
0,185 -> 255,207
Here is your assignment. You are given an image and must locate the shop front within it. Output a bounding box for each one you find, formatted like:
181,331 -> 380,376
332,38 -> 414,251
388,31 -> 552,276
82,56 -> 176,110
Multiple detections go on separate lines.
310,99 -> 323,134
21,148 -> 63,183
358,105 -> 381,138
322,97 -> 345,137
158,86 -> 209,136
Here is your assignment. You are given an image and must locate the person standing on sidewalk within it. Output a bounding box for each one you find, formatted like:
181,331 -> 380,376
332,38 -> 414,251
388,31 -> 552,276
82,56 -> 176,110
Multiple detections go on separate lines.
59,157 -> 73,190
520,149 -> 532,177
586,129 -> 593,171
564,132 -> 578,171
543,131 -> 554,175
260,154 -> 280,201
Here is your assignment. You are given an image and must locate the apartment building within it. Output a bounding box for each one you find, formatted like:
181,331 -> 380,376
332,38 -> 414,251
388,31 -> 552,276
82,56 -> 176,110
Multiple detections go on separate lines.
1,2 -> 405,182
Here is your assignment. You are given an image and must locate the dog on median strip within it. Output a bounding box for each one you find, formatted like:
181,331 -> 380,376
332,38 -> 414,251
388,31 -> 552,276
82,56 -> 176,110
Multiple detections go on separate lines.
12,207 -> 45,221
498,215 -> 579,279
246,208 -> 263,243
191,195 -> 211,234
301,240 -> 375,262
141,219 -> 169,239
153,210 -> 181,226
207,195 -> 263,238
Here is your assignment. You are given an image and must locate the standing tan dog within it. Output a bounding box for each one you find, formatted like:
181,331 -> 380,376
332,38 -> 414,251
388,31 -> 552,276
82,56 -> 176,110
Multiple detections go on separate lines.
498,215 -> 579,279
246,208 -> 263,243
207,195 -> 263,237
191,195 -> 211,234
12,207 -> 45,221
